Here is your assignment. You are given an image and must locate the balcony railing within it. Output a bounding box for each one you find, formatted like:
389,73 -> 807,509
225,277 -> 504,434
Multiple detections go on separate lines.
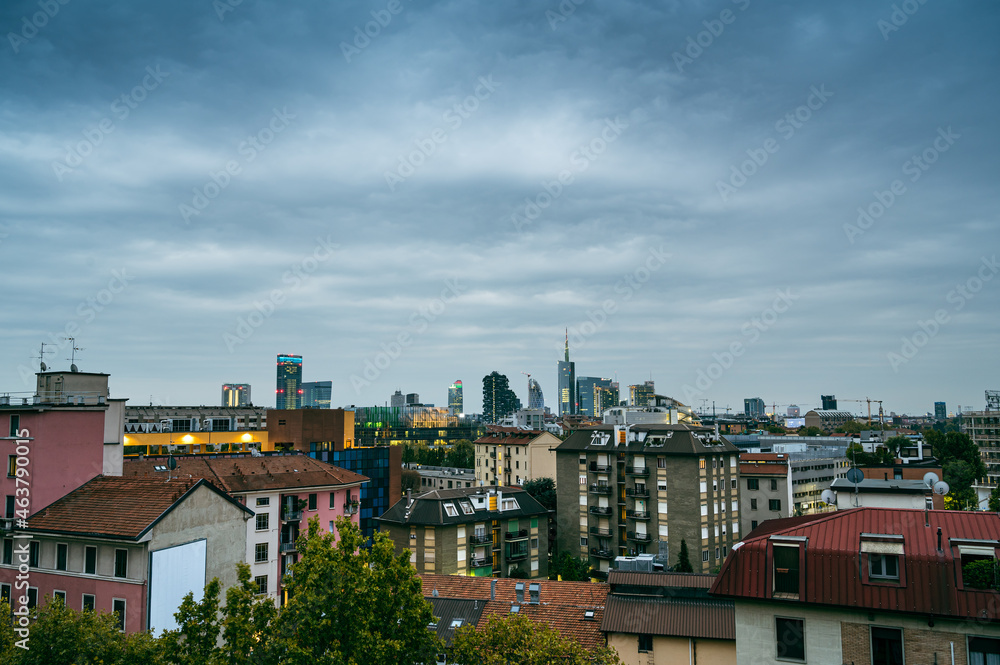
625,466 -> 650,476
590,547 -> 615,559
505,529 -> 529,541
506,550 -> 529,562
588,484 -> 612,495
343,502 -> 359,515
626,509 -> 650,520
280,541 -> 297,553
469,533 -> 492,545
589,462 -> 611,473
589,526 -> 612,537
625,488 -> 649,498
589,506 -> 613,516
470,557 -> 490,568
282,510 -> 302,522
627,531 -> 652,543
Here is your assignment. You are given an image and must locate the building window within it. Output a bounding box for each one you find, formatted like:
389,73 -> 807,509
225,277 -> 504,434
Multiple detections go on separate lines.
775,617 -> 805,662
773,545 -> 800,595
9,415 -> 20,437
27,587 -> 37,609
699,459 -> 706,470
29,541 -> 39,567
114,549 -> 128,578
747,478 -> 759,490
715,547 -> 720,560
308,494 -> 317,511
254,576 -> 268,595
770,479 -> 778,491
871,626 -> 903,665
731,478 -> 737,489
969,637 -> 1000,665
638,634 -> 653,652
255,543 -> 268,563
2,539 -> 11,565
751,498 -> 758,510
444,503 -> 459,518
53,590 -> 66,603
751,520 -> 759,530
0,583 -> 9,604
56,543 -> 68,571
531,537 -> 539,549
6,456 -> 14,477
869,554 -> 900,580
85,546 -> 97,575
256,513 -> 269,531
769,499 -> 782,511
256,497 -> 270,507
113,598 -> 126,631
83,594 -> 96,611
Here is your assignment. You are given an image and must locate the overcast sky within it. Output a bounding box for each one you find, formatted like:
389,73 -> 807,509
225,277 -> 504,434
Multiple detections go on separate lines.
1,0 -> 997,417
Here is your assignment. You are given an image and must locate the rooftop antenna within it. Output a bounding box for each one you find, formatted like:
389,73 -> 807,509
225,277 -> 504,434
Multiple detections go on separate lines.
34,342 -> 53,372
62,337 -> 84,370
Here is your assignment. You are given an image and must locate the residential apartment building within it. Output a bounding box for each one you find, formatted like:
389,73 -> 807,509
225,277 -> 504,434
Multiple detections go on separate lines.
125,404 -> 268,431
711,508 -> 1000,665
554,424 -> 741,578
123,452 -> 367,604
963,409 -> 1000,486
474,425 -> 561,487
377,486 -> 550,578
0,476 -> 250,634
739,453 -> 846,534
412,465 -> 476,491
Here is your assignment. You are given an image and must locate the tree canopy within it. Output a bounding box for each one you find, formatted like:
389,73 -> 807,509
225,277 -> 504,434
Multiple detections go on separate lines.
674,539 -> 694,573
522,477 -> 556,512
450,613 -> 620,665
549,551 -> 590,581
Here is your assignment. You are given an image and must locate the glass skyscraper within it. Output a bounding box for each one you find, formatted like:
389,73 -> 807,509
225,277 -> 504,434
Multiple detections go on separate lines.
557,330 -> 576,416
577,376 -> 613,417
527,378 -> 544,410
302,380 -> 332,408
276,354 -> 303,409
221,383 -> 251,407
448,380 -> 463,414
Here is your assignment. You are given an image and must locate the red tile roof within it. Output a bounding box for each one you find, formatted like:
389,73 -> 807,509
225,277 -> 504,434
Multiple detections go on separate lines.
739,464 -> 788,476
712,507 -> 1000,621
601,595 -> 734,641
27,475 -> 247,539
123,453 -> 368,493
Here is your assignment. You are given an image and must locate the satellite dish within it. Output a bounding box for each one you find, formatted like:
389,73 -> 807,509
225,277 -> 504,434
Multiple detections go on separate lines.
167,456 -> 177,470
933,481 -> 950,496
70,363 -> 78,372
846,467 -> 865,484
923,472 -> 940,488
39,361 -> 47,371
821,489 -> 837,505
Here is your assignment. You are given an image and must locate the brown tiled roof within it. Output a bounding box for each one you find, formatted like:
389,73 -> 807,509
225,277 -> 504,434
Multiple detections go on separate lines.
478,600 -> 606,650
739,463 -> 788,476
601,595 -> 734,641
606,571 -> 715,589
123,452 -> 368,493
27,475 -> 248,540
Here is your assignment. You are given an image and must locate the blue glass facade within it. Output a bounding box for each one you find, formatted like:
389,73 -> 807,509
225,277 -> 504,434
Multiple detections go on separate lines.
309,445 -> 393,538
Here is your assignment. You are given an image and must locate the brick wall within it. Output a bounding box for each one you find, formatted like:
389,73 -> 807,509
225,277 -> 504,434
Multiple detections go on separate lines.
841,621 -> 968,665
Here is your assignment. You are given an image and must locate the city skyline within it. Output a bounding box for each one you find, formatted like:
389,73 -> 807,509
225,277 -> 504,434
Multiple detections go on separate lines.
0,1 -> 997,417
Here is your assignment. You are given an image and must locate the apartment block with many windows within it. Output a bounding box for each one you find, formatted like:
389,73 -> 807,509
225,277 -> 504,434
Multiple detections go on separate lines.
474,426 -> 561,487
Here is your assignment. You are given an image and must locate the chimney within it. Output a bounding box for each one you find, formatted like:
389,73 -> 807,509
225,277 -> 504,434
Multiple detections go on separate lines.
937,527 -> 943,552
490,578 -> 496,601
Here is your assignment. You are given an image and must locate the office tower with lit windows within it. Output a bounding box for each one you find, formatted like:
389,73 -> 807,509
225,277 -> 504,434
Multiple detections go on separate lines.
595,381 -> 619,414
449,380 -> 464,415
557,331 -> 576,417
629,380 -> 655,407
578,377 -> 614,417
276,354 -> 303,409
222,383 -> 251,407
302,381 -> 332,408
744,397 -> 765,419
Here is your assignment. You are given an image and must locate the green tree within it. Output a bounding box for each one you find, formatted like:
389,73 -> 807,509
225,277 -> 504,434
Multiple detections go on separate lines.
796,426 -> 825,437
934,432 -> 986,477
989,486 -> 1000,512
445,439 -> 475,468
884,435 -> 909,459
269,516 -> 441,665
522,477 -> 556,512
450,614 -> 621,665
400,468 -> 421,496
218,562 -> 279,665
943,460 -> 979,510
161,579 -> 223,665
674,539 -> 693,573
0,601 -> 16,663
549,552 -> 590,581
962,559 -> 1000,590
835,421 -> 865,434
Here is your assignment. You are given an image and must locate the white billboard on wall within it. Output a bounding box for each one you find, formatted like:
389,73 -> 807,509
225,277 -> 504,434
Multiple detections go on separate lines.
148,539 -> 207,635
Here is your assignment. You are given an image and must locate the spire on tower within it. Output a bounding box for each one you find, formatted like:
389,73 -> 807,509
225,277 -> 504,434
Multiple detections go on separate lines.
564,328 -> 569,362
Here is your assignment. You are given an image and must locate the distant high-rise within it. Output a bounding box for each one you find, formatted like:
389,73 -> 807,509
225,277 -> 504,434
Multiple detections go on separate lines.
302,381 -> 332,408
449,381 -> 464,414
629,380 -> 655,407
821,395 -> 837,410
483,371 -> 520,424
934,401 -> 947,420
222,383 -> 251,407
527,378 -> 544,410
787,405 -> 800,418
406,392 -> 420,406
578,376 -> 614,416
557,330 -> 576,416
390,390 -> 405,408
744,397 -> 765,419
595,381 -> 619,415
276,354 -> 303,409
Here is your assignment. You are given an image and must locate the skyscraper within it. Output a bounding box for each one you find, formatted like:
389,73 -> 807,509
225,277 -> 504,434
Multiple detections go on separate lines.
483,371 -> 519,424
275,354 -> 303,409
221,383 -> 251,407
449,380 -> 463,414
390,390 -> 405,408
629,380 -> 654,407
301,381 -> 332,408
744,397 -> 765,419
527,378 -> 544,410
821,395 -> 838,410
934,402 -> 947,420
578,376 -> 614,416
595,381 -> 619,414
557,330 -> 576,417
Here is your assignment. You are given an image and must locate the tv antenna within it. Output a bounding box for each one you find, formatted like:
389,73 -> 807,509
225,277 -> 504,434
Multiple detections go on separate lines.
63,337 -> 84,369
34,342 -> 54,372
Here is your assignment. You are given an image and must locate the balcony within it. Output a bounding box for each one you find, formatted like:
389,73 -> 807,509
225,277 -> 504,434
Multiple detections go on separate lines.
469,557 -> 490,568
343,502 -> 359,516
506,550 -> 529,562
589,462 -> 611,473
589,568 -> 608,581
589,526 -> 612,538
282,510 -> 302,522
626,509 -> 650,520
280,540 -> 297,553
588,483 -> 612,495
627,531 -> 652,543
625,488 -> 649,498
469,533 -> 492,545
589,506 -> 613,516
590,547 -> 615,560
505,529 -> 529,541
625,466 -> 650,477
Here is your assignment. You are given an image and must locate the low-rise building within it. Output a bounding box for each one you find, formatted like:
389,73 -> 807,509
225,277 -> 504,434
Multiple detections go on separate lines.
412,465 -> 477,491
739,453 -> 846,534
830,477 -> 941,510
378,486 -> 550,578
474,426 -> 561,487
803,409 -> 854,431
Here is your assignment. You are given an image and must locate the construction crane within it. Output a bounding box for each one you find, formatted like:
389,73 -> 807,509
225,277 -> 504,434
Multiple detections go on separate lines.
843,398 -> 885,428
520,372 -> 531,404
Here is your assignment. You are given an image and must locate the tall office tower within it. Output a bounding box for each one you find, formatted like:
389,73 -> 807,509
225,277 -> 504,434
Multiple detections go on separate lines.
821,395 -> 837,410
934,402 -> 947,420
405,393 -> 420,406
629,380 -> 655,407
449,380 -> 464,415
483,371 -> 519,424
275,354 -> 303,409
301,381 -> 332,408
744,397 -> 765,419
221,383 -> 251,407
390,390 -> 405,408
578,377 -> 614,416
557,330 -> 577,416
527,378 -> 544,410
595,381 -> 619,414
787,405 -> 800,418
